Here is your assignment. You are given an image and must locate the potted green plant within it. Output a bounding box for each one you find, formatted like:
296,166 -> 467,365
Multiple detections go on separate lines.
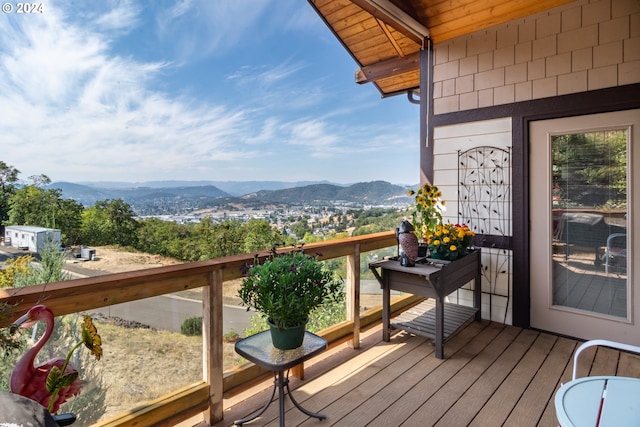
238,246 -> 343,350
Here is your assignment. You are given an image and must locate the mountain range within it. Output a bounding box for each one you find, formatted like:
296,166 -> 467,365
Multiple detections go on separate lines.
74,180 -> 341,196
48,180 -> 413,215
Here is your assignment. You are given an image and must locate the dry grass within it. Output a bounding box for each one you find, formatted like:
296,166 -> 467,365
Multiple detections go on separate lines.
94,320 -> 241,421
64,248 -> 241,421
66,246 -> 181,273
65,247 -> 383,422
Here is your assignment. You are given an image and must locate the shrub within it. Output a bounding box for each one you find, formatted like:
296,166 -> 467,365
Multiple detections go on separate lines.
181,317 -> 202,336
238,247 -> 343,329
223,330 -> 240,343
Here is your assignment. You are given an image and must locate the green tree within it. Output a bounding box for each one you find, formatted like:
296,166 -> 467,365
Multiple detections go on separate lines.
194,217 -> 216,259
7,179 -> 58,227
137,218 -> 191,257
0,161 -> 20,227
55,198 -> 84,246
80,205 -> 110,245
6,176 -> 83,246
243,219 -> 284,253
212,219 -> 244,258
81,199 -> 139,247
6,243 -> 69,288
553,130 -> 627,208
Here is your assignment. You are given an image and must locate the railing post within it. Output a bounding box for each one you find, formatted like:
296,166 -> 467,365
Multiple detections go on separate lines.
202,268 -> 224,424
346,243 -> 361,349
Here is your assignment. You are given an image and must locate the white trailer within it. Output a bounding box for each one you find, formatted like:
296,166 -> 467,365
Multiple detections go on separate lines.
3,226 -> 61,253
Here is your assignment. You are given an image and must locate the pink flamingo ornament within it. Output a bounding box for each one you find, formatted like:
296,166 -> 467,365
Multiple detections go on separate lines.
10,305 -> 83,413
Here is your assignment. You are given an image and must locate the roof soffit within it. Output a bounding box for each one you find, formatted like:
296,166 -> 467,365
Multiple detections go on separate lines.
309,0 -> 576,96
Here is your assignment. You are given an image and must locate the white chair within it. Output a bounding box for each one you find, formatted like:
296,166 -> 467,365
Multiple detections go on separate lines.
570,339 -> 640,380
604,233 -> 626,274
555,339 -> 640,427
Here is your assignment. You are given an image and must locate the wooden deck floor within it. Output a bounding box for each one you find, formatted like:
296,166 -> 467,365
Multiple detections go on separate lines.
200,320 -> 640,427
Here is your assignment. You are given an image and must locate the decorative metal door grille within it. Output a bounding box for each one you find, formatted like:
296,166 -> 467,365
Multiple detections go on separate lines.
458,146 -> 512,322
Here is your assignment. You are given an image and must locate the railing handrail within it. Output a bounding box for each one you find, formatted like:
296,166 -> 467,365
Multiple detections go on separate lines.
0,230 -> 399,426
0,231 -> 397,320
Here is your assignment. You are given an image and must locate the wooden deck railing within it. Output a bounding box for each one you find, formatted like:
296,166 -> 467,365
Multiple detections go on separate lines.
0,231 -> 423,426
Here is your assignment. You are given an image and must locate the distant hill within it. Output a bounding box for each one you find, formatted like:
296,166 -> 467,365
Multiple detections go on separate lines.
48,182 -> 230,206
76,180 -> 343,196
49,180 -> 413,215
247,181 -> 411,205
49,182 -> 113,205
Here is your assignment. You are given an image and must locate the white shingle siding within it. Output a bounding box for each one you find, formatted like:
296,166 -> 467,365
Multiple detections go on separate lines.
433,0 -> 640,114
433,118 -> 513,323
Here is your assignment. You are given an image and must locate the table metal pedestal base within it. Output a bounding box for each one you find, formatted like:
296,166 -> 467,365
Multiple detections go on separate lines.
234,369 -> 326,427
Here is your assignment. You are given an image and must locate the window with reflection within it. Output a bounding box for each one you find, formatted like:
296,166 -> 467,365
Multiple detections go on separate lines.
551,129 -> 628,318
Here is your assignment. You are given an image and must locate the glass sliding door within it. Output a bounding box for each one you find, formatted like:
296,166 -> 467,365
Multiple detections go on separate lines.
551,129 -> 628,317
530,110 -> 639,345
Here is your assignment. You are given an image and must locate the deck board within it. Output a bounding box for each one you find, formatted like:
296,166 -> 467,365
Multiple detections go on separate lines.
403,324 -> 517,426
207,320 -> 640,427
505,336 -> 575,426
433,326 -> 536,427
291,334 -> 430,427
365,320 -> 490,427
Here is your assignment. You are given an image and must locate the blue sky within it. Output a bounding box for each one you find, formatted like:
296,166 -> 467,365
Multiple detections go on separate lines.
1,1 -> 419,185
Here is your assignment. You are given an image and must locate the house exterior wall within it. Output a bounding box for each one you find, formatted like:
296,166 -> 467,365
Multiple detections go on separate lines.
432,0 -> 640,115
433,118 -> 513,323
428,0 -> 640,325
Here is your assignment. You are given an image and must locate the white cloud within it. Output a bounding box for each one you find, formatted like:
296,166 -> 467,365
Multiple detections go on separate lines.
0,3 -> 263,181
93,0 -> 142,32
226,61 -> 307,88
225,60 -> 328,115
286,120 -> 338,154
155,0 -> 270,61
0,1 -> 419,185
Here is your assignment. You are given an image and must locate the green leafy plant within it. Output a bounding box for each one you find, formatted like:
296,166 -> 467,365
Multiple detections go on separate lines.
238,246 -> 343,329
0,302 -> 21,356
407,183 -> 444,241
223,330 -> 240,343
0,255 -> 35,288
181,317 -> 202,336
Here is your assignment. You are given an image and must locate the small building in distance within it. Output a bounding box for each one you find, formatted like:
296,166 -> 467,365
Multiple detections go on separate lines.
3,225 -> 62,253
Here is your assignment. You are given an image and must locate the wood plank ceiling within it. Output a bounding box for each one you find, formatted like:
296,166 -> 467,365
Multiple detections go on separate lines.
309,0 -> 575,97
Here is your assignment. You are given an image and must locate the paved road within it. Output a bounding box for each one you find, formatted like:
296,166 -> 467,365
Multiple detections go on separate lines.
86,293 -> 254,336
1,245 -> 254,336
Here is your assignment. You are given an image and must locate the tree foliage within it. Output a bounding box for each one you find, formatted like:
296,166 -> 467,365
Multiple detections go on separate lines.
0,244 -> 69,288
5,175 -> 83,246
0,161 -> 20,227
81,199 -> 139,247
552,130 -> 627,208
8,183 -> 59,227
136,217 -> 287,262
0,255 -> 34,288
